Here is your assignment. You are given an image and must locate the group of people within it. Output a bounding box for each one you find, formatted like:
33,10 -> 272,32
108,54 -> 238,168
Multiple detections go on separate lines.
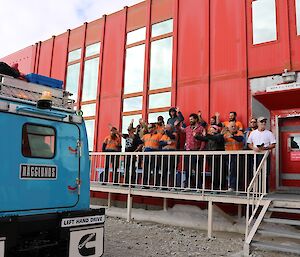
101,108 -> 276,191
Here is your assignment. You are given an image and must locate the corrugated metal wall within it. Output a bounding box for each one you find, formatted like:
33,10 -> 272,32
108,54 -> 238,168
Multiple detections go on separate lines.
2,0 -> 300,151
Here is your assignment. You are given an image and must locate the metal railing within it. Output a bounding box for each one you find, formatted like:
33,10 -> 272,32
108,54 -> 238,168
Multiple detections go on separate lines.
90,150 -> 266,195
244,150 -> 269,246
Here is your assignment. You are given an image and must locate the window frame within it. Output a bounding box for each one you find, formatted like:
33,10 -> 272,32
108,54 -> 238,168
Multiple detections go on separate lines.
84,119 -> 96,152
121,19 -> 174,139
80,41 -> 101,120
251,0 -> 278,46
122,27 -> 146,126
21,123 -> 56,159
147,19 -> 174,113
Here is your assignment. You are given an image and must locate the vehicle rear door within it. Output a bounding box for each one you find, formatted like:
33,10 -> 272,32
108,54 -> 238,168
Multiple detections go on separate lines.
0,112 -> 80,213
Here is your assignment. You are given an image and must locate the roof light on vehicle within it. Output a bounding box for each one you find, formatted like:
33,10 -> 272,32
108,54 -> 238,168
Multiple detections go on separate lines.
37,91 -> 52,109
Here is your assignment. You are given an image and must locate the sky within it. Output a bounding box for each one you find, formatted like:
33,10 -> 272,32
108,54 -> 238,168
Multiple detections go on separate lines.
0,0 -> 143,58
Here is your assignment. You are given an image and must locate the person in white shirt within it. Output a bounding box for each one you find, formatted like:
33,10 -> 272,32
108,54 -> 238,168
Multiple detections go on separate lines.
247,116 -> 276,192
247,117 -> 276,151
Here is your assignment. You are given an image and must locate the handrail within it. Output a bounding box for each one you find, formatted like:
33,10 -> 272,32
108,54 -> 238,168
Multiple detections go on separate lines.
89,150 -> 265,195
90,150 -> 256,156
245,150 -> 269,241
247,151 -> 269,191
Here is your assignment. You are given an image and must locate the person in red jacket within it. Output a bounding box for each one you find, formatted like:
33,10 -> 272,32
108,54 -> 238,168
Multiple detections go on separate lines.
180,113 -> 206,189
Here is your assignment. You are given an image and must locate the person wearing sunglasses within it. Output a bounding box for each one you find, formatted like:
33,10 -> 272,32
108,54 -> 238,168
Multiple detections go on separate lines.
247,117 -> 276,192
247,117 -> 276,152
244,118 -> 258,150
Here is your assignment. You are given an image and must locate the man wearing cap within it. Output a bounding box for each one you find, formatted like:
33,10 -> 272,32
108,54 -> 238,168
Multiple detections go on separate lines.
247,117 -> 276,192
247,117 -> 276,152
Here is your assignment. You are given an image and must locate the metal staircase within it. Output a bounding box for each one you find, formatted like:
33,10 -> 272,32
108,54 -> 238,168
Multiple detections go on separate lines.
245,197 -> 300,256
244,150 -> 300,256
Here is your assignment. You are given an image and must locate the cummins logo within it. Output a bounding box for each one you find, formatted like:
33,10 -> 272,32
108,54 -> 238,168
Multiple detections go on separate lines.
78,233 -> 96,256
69,227 -> 103,257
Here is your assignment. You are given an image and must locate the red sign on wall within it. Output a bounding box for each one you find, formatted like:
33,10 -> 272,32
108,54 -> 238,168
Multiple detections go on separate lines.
290,151 -> 300,161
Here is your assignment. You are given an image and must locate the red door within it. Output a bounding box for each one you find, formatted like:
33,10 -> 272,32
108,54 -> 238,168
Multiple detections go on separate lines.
279,117 -> 300,188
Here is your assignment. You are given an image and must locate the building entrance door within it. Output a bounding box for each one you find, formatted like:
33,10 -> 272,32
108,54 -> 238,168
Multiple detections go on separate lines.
279,117 -> 300,188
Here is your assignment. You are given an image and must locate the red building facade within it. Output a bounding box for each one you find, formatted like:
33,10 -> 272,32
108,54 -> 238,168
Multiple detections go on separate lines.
2,0 -> 300,190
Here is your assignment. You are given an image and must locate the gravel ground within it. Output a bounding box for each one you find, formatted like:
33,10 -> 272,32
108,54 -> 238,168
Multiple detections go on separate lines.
103,217 -> 298,257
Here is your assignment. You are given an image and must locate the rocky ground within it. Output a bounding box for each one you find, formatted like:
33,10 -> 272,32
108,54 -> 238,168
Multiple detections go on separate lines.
103,217 -> 298,257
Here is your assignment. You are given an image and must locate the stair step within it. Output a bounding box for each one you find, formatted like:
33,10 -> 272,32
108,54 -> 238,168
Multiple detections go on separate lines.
269,207 -> 300,214
257,229 -> 300,240
252,240 -> 300,254
272,200 -> 300,209
264,218 -> 300,226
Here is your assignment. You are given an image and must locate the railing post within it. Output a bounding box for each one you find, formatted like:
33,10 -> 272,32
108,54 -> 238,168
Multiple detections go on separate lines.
208,201 -> 213,238
244,243 -> 250,257
163,198 -> 168,211
263,159 -> 267,194
108,192 -> 111,208
127,193 -> 132,222
238,204 -> 242,219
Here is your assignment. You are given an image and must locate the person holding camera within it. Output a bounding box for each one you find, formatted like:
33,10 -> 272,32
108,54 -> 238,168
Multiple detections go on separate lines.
247,117 -> 276,152
247,117 -> 276,192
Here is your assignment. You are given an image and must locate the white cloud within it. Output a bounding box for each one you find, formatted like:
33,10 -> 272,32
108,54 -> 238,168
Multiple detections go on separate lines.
0,0 -> 143,58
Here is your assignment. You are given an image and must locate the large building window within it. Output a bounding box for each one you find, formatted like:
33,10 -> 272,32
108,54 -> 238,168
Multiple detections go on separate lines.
65,48 -> 83,103
81,103 -> 96,117
68,48 -> 82,62
65,63 -> 80,102
148,111 -> 169,124
127,27 -> 146,45
122,19 -> 173,147
81,42 -> 101,151
124,44 -> 145,94
152,19 -> 173,38
296,0 -> 300,35
123,96 -> 143,112
82,57 -> 99,101
122,114 -> 142,133
149,37 -> 173,90
147,19 -> 173,123
148,92 -> 171,109
85,42 -> 101,57
122,28 -> 146,145
252,0 -> 277,45
85,119 -> 95,152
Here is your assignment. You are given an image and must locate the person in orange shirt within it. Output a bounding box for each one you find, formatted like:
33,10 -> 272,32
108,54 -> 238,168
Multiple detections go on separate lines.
159,124 -> 178,188
223,121 -> 244,192
156,116 -> 165,135
223,111 -> 243,131
102,127 -> 121,184
140,123 -> 162,187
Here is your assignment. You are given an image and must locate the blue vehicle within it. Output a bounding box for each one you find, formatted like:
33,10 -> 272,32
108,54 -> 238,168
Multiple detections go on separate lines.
0,74 -> 105,257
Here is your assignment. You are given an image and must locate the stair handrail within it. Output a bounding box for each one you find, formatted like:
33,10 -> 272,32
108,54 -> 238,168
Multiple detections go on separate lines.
245,150 -> 269,240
